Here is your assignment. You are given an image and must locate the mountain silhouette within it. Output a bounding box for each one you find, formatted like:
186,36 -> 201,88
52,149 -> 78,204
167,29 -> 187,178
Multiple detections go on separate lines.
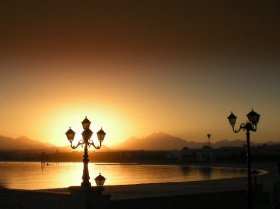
112,132 -> 250,150
0,135 -> 53,150
0,133 -> 270,151
0,135 -> 111,151
113,132 -> 196,150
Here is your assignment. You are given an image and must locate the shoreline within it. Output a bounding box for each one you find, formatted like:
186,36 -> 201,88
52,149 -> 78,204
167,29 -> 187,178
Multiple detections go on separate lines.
1,161 -> 276,187
20,162 -> 276,199
1,162 -> 276,209
1,162 -> 277,197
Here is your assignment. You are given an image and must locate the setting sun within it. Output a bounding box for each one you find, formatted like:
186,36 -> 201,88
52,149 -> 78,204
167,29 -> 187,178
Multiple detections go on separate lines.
40,105 -> 133,147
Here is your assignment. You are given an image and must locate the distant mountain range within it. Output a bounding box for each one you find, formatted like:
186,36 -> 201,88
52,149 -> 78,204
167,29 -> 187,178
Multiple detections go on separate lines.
112,132 -> 192,150
112,132 -> 277,150
0,133 -> 277,151
0,135 -> 110,151
0,135 -> 54,150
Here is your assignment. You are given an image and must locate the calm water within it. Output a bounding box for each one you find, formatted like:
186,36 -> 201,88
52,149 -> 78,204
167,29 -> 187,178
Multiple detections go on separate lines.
0,162 -> 247,190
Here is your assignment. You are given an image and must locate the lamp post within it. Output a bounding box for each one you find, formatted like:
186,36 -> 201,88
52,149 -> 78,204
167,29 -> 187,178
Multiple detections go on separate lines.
227,109 -> 260,209
207,134 -> 211,147
65,117 -> 106,188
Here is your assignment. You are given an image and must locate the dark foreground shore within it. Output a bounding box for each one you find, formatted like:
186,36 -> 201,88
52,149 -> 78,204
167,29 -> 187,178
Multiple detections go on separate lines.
0,162 -> 277,209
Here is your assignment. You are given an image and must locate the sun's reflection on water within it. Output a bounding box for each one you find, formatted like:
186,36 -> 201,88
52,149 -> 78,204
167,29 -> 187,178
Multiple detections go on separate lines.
0,162 -> 247,190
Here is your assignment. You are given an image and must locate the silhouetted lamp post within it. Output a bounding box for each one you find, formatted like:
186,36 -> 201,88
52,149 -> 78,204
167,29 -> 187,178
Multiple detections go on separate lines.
65,117 -> 106,188
207,133 -> 211,147
95,173 -> 106,191
227,109 -> 260,209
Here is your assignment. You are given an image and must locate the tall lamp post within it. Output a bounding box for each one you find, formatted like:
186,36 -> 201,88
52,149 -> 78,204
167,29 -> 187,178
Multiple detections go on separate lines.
227,109 -> 260,209
65,117 -> 106,188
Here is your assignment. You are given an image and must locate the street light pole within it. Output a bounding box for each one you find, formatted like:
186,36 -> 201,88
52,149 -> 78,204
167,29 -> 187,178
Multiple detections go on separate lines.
227,109 -> 260,209
82,141 -> 90,187
65,117 -> 106,188
246,127 -> 252,209
207,134 -> 211,147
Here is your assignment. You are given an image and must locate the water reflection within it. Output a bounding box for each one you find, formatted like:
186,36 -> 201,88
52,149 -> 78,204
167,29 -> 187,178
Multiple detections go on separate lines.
180,166 -> 212,180
180,165 -> 249,181
0,162 -> 247,190
200,167 -> 212,179
0,175 -> 8,189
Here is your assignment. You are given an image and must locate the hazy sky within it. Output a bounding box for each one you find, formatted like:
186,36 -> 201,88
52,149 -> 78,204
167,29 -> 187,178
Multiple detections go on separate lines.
0,0 -> 279,147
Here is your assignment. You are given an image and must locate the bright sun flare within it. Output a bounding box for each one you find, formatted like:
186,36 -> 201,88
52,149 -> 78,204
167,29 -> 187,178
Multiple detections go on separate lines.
41,105 -> 132,147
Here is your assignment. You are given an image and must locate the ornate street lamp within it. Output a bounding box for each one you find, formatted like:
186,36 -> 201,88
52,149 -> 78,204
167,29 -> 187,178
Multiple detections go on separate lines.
227,109 -> 260,209
66,117 -> 106,188
95,173 -> 106,191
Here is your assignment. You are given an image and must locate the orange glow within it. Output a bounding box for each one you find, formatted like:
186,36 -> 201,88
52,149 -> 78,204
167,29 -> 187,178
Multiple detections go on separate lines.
0,0 -> 280,149
41,105 -> 134,147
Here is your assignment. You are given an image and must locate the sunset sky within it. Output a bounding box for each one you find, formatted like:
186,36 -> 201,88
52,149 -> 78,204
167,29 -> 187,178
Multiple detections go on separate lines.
0,1 -> 279,147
